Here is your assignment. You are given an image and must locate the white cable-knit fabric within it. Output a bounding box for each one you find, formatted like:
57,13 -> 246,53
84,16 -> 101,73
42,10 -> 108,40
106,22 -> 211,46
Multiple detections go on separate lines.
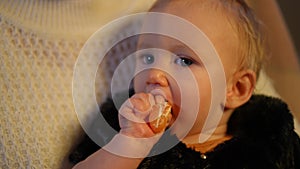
0,1 -> 155,168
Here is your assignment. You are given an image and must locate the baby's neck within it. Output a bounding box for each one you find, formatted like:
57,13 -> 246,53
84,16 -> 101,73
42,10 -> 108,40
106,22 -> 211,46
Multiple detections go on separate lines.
181,124 -> 232,153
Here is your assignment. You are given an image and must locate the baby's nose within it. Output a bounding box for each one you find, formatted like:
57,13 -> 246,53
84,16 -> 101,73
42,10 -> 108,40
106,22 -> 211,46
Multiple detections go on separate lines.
146,69 -> 168,87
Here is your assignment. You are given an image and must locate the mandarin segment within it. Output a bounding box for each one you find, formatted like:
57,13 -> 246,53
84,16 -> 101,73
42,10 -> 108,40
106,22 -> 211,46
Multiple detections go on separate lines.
149,102 -> 172,133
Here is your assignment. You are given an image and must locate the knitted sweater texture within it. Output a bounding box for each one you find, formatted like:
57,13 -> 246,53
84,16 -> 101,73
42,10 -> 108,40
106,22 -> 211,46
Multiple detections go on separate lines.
0,1 -> 154,168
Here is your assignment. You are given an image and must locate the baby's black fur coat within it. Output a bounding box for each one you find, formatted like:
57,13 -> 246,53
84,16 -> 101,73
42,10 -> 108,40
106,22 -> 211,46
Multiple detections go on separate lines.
70,95 -> 300,169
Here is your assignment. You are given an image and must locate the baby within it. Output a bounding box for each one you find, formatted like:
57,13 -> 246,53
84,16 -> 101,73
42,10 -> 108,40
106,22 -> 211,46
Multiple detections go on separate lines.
71,0 -> 300,168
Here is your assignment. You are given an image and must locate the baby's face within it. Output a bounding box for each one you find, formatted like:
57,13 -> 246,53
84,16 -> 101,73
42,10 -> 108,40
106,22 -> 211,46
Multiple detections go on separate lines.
134,34 -> 212,137
133,0 -> 240,138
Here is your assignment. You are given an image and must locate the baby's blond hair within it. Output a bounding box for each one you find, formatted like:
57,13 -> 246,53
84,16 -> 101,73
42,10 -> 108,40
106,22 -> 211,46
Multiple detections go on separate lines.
219,0 -> 265,78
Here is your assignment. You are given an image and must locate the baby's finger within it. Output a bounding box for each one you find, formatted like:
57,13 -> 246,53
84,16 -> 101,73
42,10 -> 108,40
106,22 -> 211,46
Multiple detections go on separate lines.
130,93 -> 154,112
149,89 -> 167,104
119,93 -> 155,123
131,93 -> 155,120
154,95 -> 165,105
119,102 -> 144,123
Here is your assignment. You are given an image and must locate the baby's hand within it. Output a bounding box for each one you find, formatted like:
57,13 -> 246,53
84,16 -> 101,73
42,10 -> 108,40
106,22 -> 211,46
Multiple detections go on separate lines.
118,92 -> 169,138
103,92 -> 171,158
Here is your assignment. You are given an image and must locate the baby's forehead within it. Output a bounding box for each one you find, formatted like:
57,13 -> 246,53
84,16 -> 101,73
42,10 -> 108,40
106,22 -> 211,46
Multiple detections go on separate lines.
137,34 -> 196,56
137,34 -> 183,47
151,0 -> 223,14
149,0 -> 237,38
148,2 -> 240,54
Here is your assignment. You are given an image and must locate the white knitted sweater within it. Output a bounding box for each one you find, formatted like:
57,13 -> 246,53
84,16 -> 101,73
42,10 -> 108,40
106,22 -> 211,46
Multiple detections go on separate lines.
0,1 -> 154,168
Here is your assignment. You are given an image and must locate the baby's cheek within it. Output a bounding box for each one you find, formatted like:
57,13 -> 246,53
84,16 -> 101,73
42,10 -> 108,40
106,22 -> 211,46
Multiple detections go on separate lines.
133,77 -> 145,93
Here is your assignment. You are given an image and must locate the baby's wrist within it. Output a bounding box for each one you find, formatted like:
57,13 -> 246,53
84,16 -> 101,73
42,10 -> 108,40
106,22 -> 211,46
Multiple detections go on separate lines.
103,133 -> 161,158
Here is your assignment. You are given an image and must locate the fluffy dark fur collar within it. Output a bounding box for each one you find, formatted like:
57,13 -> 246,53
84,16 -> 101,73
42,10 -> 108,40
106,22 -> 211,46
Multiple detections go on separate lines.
227,94 -> 294,139
70,95 -> 300,169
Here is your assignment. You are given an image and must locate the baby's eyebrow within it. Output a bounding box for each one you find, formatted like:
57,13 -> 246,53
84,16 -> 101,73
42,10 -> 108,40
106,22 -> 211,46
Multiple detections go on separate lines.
137,42 -> 150,48
171,44 -> 203,63
136,41 -> 154,49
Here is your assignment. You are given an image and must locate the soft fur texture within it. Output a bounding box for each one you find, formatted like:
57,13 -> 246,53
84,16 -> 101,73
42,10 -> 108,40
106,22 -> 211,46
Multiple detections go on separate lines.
70,94 -> 300,169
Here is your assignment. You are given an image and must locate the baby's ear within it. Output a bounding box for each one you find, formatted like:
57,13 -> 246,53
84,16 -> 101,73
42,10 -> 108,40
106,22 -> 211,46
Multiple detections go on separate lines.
225,69 -> 256,109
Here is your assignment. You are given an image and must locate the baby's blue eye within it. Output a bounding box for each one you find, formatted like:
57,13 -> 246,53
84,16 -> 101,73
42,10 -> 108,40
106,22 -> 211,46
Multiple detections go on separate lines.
175,57 -> 193,67
143,54 -> 155,64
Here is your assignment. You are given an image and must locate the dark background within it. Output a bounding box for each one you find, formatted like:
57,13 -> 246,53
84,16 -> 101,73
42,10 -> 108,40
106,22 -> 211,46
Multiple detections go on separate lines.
277,1 -> 300,58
